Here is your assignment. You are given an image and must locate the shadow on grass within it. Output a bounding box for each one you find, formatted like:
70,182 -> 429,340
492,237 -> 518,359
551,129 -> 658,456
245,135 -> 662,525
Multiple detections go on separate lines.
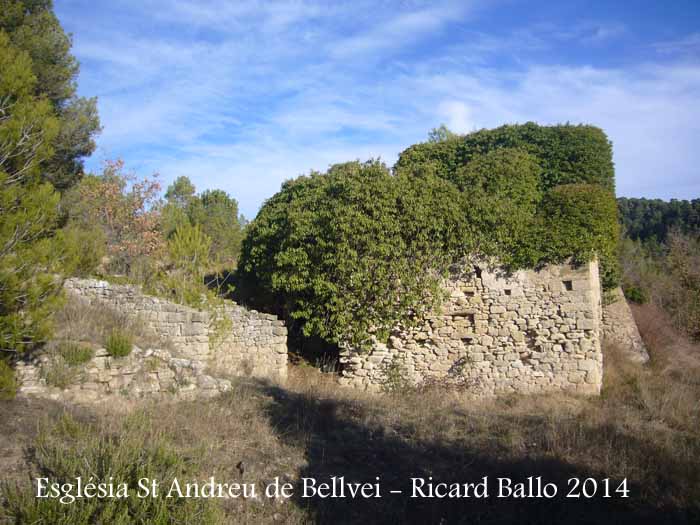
251,380 -> 698,525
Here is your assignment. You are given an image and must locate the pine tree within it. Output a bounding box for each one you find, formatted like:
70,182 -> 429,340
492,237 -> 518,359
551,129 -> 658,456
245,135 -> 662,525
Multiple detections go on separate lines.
0,32 -> 69,353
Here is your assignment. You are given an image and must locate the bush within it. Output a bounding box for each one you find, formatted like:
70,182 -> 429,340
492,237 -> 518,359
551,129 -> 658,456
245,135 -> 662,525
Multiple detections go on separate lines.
0,412 -> 222,524
105,330 -> 133,358
0,359 -> 16,400
43,358 -> 80,389
623,284 -> 648,304
57,342 -> 94,366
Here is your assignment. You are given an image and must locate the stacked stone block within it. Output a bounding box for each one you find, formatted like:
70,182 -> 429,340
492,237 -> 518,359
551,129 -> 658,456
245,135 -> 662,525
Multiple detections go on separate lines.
64,278 -> 288,381
339,260 -> 604,396
16,346 -> 233,404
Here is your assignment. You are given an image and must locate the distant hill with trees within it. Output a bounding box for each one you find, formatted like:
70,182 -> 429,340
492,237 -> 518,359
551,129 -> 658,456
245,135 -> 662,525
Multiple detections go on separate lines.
617,197 -> 700,243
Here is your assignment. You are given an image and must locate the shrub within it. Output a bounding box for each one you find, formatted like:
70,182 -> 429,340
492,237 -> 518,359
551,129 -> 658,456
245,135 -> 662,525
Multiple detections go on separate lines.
43,358 -> 79,389
57,342 -> 94,366
0,359 -> 16,400
105,330 -> 133,358
623,283 -> 648,304
380,355 -> 412,394
0,412 -> 222,524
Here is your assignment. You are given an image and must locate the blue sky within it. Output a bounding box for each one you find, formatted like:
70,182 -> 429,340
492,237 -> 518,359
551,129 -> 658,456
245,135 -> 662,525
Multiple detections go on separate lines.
55,0 -> 700,218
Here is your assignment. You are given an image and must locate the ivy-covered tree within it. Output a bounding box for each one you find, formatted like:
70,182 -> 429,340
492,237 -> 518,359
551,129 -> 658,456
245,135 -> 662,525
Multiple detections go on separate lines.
396,123 -> 621,286
396,122 -> 615,193
238,129 -> 622,350
237,160 -> 472,348
0,0 -> 101,190
451,147 -> 543,268
541,184 -> 621,288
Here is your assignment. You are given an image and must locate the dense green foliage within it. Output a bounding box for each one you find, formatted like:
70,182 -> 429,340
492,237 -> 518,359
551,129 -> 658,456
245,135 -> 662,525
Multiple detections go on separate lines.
396,123 -> 620,286
452,147 -> 543,268
1,413 -> 222,524
239,125 -> 621,349
238,160 -> 470,347
618,197 -> 700,243
162,176 -> 246,268
0,0 -> 101,357
0,31 -> 74,354
0,0 -> 101,190
541,184 -> 620,287
396,122 -> 615,192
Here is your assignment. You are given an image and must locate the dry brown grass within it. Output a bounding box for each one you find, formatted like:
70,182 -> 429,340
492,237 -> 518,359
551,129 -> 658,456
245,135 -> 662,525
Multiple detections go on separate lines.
52,298 -> 171,351
2,302 -> 699,524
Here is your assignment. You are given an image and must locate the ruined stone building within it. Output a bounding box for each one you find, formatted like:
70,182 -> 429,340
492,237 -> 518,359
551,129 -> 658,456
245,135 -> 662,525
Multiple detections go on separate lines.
339,259 -> 647,395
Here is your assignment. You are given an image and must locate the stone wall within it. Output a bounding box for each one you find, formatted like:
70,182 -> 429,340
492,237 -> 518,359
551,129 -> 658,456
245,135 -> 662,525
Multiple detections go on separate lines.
602,287 -> 649,363
64,278 -> 288,381
339,260 -> 604,396
16,346 -> 233,404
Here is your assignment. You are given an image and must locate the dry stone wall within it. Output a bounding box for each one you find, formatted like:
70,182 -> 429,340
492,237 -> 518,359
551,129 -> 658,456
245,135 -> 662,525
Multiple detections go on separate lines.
601,287 -> 649,363
64,279 -> 288,381
16,346 -> 233,404
339,260 -> 604,396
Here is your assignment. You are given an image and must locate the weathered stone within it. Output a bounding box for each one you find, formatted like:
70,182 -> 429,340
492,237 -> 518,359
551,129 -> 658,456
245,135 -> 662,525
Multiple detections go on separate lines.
339,260 -> 605,397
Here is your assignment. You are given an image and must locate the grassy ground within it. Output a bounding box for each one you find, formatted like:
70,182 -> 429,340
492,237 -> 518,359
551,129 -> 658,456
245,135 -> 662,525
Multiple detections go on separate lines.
1,303 -> 699,524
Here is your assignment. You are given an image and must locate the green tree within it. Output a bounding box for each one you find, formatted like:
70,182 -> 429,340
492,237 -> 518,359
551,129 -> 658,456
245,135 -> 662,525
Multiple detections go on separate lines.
540,184 -> 620,288
396,122 -> 615,193
0,0 -> 101,190
427,124 -> 457,143
164,175 -> 196,208
237,160 -> 470,348
0,32 -> 68,354
168,222 -> 212,280
189,189 -> 245,267
617,197 -> 700,243
162,176 -> 246,268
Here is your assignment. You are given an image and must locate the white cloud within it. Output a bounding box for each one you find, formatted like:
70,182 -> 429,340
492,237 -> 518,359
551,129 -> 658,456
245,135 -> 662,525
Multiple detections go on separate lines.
59,1 -> 700,218
437,100 -> 474,133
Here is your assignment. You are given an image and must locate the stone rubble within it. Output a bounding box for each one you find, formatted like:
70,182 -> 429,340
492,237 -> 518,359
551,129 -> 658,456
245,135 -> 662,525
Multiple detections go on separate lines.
15,346 -> 233,404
